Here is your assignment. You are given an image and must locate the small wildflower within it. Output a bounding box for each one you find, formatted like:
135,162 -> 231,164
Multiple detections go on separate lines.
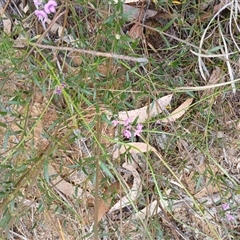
222,203 -> 234,221
222,203 -> 230,211
112,120 -> 119,127
55,83 -> 66,95
35,10 -> 47,22
226,213 -> 234,221
134,123 -> 143,136
115,34 -> 121,40
123,129 -> 132,139
44,0 -> 58,14
55,86 -> 61,95
124,118 -> 132,127
156,120 -> 161,125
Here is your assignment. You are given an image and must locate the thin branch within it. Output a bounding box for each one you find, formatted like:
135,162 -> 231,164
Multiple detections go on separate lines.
27,42 -> 148,63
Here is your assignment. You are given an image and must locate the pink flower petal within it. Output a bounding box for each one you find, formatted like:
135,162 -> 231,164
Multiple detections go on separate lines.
112,120 -> 119,127
134,123 -> 143,136
222,203 -> 230,211
226,213 -> 234,221
55,83 -> 66,95
124,118 -> 132,127
34,10 -> 47,22
44,0 -> 58,14
137,123 -> 143,131
134,130 -> 140,136
123,129 -> 132,139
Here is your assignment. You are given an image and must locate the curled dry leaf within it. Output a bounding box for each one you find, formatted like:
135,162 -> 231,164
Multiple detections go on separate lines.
117,94 -> 172,124
108,163 -> 142,213
161,98 -> 193,123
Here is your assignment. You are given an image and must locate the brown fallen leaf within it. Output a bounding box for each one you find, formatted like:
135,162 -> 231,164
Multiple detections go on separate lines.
153,12 -> 177,20
128,23 -> 143,39
161,98 -> 193,123
128,3 -> 145,40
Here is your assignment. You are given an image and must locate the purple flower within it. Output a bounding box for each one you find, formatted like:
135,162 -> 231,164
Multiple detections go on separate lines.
35,10 -> 47,22
222,203 -> 234,221
226,213 -> 234,221
55,83 -> 66,95
112,120 -> 119,127
222,203 -> 230,211
226,214 -> 234,221
134,123 -> 143,136
44,0 -> 58,14
123,129 -> 132,139
124,118 -> 132,127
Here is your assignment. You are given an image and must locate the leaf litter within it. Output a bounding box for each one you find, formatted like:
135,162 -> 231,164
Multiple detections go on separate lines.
2,83 -> 238,239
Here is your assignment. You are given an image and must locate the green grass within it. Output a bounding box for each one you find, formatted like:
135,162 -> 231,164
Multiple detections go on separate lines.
0,0 -> 240,239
